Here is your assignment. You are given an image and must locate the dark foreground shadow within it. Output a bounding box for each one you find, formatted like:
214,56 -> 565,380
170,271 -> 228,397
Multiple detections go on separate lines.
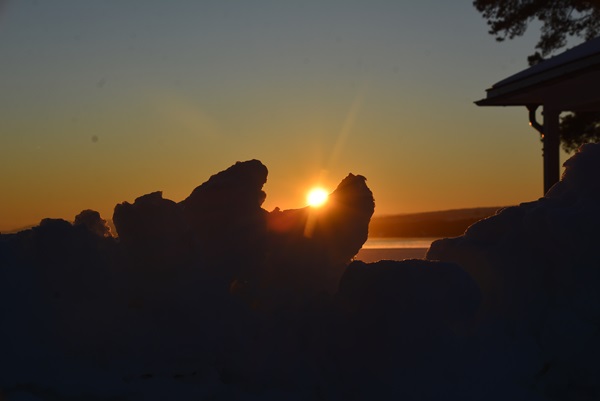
2,146 -> 600,400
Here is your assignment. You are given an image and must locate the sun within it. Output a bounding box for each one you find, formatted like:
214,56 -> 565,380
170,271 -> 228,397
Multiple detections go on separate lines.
306,187 -> 329,207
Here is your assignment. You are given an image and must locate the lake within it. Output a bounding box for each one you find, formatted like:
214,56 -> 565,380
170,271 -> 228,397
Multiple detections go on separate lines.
355,237 -> 440,263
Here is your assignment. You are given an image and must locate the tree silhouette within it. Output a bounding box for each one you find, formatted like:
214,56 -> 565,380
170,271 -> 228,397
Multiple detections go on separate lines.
474,0 -> 600,152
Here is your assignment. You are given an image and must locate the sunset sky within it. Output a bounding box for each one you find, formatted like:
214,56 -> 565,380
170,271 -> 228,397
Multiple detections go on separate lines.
0,0 -> 575,232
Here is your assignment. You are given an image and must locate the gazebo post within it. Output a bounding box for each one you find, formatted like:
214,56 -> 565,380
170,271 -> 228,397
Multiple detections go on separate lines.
542,107 -> 560,194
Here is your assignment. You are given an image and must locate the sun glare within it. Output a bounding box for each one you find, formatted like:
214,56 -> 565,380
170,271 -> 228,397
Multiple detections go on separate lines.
307,187 -> 329,207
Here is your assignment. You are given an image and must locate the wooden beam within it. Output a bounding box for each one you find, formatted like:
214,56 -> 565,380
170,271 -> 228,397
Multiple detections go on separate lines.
543,108 -> 560,194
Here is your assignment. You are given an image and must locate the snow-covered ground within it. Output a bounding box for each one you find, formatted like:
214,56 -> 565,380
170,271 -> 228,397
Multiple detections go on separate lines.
1,144 -> 599,400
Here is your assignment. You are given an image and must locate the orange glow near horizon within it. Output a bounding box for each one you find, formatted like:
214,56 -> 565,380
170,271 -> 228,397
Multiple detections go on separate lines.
306,188 -> 329,208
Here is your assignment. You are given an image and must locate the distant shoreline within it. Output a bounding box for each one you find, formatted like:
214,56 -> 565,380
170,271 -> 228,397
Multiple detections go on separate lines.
368,206 -> 503,238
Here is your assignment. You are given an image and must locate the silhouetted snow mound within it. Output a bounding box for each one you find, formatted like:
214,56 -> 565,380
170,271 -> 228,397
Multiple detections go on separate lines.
74,209 -> 113,238
427,142 -> 600,400
1,145 -> 599,400
0,159 -> 379,400
265,173 -> 374,300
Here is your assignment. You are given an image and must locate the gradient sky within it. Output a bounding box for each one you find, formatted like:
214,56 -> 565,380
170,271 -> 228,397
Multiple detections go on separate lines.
0,0 -> 575,231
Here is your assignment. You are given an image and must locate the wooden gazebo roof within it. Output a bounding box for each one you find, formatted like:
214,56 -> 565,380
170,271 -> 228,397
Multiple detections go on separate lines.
476,36 -> 600,193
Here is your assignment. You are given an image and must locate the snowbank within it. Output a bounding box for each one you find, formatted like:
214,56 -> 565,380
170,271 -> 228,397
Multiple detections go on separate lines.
1,144 -> 599,400
428,142 -> 600,400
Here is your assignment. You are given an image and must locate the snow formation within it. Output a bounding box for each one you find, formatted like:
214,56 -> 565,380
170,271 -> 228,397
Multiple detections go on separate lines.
1,144 -> 599,400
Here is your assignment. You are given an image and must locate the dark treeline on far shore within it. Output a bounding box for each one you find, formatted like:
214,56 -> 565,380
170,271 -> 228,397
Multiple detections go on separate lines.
369,207 -> 505,237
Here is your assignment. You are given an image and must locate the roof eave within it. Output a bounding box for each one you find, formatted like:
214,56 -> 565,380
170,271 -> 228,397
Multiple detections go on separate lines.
476,45 -> 600,109
487,53 -> 600,97
474,98 -> 540,107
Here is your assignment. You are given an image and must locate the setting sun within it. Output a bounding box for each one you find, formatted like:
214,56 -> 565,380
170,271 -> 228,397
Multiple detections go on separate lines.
306,188 -> 329,207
